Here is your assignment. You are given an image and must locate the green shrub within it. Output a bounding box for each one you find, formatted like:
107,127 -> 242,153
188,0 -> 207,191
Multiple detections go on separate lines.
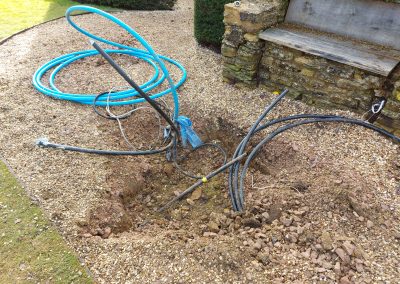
194,0 -> 232,50
76,0 -> 176,10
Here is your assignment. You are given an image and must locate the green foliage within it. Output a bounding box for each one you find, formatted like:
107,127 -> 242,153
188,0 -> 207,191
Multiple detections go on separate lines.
76,0 -> 176,10
194,0 -> 232,49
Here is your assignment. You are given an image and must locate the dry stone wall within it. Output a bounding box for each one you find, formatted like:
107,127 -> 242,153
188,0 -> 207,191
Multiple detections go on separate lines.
222,0 -> 289,86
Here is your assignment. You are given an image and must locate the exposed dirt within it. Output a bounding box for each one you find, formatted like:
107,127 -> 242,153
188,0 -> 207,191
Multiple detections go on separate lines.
0,0 -> 399,283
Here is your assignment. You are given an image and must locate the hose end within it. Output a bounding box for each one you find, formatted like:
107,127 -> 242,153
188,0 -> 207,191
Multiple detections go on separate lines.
36,137 -> 49,147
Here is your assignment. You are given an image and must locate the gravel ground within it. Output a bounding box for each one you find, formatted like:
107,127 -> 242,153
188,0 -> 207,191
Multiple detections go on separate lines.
0,0 -> 399,283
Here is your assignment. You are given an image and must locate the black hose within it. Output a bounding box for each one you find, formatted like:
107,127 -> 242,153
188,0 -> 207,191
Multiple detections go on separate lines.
36,138 -> 174,156
228,90 -> 400,212
91,41 -> 179,134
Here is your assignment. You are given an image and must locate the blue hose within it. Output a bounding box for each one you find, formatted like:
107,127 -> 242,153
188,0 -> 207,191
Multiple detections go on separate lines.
32,5 -> 187,119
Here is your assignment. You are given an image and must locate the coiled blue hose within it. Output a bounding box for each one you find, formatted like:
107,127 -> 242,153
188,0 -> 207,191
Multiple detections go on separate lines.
32,5 -> 187,119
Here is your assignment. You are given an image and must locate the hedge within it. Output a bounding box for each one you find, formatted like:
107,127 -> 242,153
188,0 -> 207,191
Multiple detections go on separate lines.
76,0 -> 176,10
194,0 -> 232,49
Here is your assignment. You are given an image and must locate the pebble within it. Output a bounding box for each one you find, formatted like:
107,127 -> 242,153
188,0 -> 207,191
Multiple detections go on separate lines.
320,231 -> 333,251
279,216 -> 293,227
190,188 -> 202,200
301,248 -> 311,259
342,241 -> 355,256
265,206 -> 282,224
334,262 -> 341,274
242,217 -> 261,228
256,252 -> 270,265
261,212 -> 270,220
366,220 -> 374,228
339,276 -> 352,284
335,248 -> 350,265
207,221 -> 219,233
355,263 -> 364,273
252,240 -> 263,250
102,227 -> 112,239
203,232 -> 217,238
14,218 -> 21,224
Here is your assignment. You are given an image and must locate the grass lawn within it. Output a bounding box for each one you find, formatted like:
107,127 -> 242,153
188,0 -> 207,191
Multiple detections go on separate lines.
0,0 -> 115,40
0,161 -> 93,283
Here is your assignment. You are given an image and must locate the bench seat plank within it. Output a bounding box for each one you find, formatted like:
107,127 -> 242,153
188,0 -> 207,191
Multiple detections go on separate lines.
259,27 -> 400,76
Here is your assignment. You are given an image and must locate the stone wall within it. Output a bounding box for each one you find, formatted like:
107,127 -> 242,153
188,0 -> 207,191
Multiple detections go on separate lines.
259,43 -> 400,134
221,0 -> 400,133
222,0 -> 289,87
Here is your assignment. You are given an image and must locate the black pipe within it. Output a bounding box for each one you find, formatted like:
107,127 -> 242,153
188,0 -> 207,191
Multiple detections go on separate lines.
91,40 -> 179,135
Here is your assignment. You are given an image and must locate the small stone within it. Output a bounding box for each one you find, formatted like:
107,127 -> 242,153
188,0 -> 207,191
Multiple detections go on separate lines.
14,219 -> 21,224
265,205 -> 282,224
256,252 -> 270,265
102,227 -> 112,239
301,248 -> 311,259
19,263 -> 27,271
261,212 -> 270,220
315,267 -> 326,273
190,188 -> 202,201
163,164 -> 174,177
342,241 -> 355,256
186,199 -> 195,206
334,262 -> 341,275
353,246 -> 366,260
207,221 -> 220,233
255,232 -> 267,239
334,179 -> 343,185
253,240 -> 263,251
355,263 -> 364,273
340,276 -> 352,284
335,248 -> 350,264
83,233 -> 92,238
203,232 -> 217,238
320,232 -> 334,251
315,244 -> 323,252
242,217 -> 261,228
279,216 -> 293,227
366,220 -> 374,228
322,261 -> 333,270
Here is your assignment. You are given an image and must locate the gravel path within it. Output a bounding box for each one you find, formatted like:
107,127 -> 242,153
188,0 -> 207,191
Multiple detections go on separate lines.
0,1 -> 399,283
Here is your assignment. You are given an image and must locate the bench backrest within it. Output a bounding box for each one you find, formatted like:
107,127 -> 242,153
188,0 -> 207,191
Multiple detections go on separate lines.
285,0 -> 400,50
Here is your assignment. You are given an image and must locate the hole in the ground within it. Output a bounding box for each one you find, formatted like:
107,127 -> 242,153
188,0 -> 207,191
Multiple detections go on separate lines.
81,115 -> 246,237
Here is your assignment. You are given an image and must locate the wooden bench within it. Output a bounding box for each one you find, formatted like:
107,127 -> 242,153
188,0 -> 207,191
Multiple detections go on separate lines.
259,0 -> 400,77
